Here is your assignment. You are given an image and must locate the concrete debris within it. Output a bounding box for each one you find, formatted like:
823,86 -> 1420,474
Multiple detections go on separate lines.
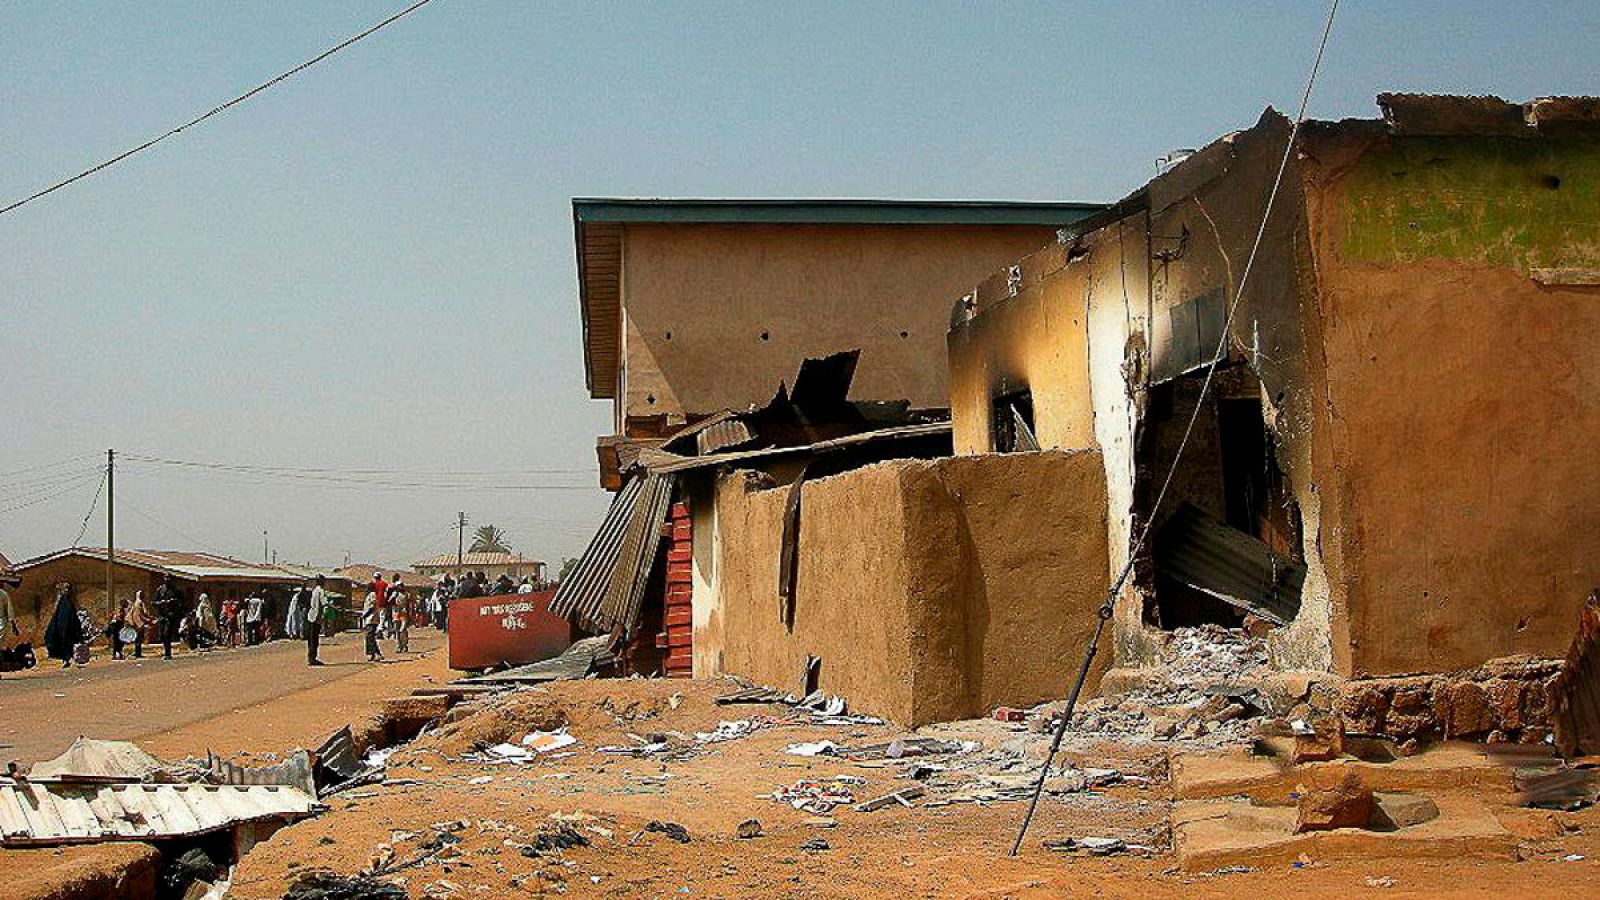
735,818 -> 763,839
1294,768 -> 1373,833
799,837 -> 831,852
1044,626 -> 1272,749
771,778 -> 858,814
1369,792 -> 1440,829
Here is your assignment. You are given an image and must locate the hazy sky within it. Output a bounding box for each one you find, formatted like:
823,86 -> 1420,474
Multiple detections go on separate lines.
2,1 -> 1594,569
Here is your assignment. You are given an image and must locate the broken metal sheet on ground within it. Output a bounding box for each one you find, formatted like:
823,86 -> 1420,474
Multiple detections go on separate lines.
208,749 -> 316,796
0,782 -> 319,845
315,726 -> 361,784
467,636 -> 615,684
27,737 -> 169,783
1153,502 -> 1305,625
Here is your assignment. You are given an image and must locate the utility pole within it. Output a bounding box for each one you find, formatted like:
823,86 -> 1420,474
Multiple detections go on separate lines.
263,530 -> 269,564
457,511 -> 467,576
105,448 -> 114,618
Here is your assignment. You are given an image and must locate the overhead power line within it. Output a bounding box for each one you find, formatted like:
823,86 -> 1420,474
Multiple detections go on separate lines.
118,452 -> 596,491
0,0 -> 441,218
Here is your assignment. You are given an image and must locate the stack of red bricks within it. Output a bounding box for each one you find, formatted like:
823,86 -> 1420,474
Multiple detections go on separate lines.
656,500 -> 694,677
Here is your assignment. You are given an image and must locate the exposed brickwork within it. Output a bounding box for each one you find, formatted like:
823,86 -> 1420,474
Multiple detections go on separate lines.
657,501 -> 694,677
1333,655 -> 1561,743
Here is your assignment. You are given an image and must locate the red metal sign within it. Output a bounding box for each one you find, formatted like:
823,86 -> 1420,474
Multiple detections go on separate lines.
447,590 -> 575,671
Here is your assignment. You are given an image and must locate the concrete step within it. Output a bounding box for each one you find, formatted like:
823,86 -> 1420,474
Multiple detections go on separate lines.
1171,742 -> 1515,804
1173,794 -> 1516,872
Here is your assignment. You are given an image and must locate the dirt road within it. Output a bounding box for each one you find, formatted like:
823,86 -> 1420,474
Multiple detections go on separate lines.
0,629 -> 443,763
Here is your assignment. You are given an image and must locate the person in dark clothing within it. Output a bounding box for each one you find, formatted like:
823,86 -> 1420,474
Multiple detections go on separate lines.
43,584 -> 83,667
456,574 -> 482,599
152,575 -> 186,660
492,573 -> 514,595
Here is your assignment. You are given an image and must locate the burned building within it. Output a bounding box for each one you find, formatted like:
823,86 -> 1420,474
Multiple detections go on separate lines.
948,95 -> 1600,701
557,199 -> 1107,720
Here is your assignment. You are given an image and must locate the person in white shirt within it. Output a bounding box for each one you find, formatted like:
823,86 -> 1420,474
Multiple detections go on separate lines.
244,593 -> 265,645
306,576 -> 328,666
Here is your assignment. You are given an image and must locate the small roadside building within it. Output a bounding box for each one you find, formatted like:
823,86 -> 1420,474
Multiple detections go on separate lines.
9,548 -> 304,637
410,553 -> 545,585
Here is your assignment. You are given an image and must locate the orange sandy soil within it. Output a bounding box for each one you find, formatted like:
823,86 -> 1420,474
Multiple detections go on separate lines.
214,678 -> 1600,899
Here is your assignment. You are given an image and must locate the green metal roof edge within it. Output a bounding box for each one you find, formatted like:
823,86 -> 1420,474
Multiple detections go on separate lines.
572,197 -> 1106,226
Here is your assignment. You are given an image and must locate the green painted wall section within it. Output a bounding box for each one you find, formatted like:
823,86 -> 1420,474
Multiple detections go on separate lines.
1340,136 -> 1600,271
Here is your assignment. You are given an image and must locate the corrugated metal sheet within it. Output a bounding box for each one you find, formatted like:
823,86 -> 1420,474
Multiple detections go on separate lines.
696,417 -> 754,456
548,474 -> 675,639
468,635 -> 616,684
0,782 -> 319,846
29,739 -> 166,783
208,749 -> 315,795
645,422 -> 951,475
1154,502 -> 1305,625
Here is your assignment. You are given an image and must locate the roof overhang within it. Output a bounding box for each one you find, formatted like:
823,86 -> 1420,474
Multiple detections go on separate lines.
571,198 -> 1107,400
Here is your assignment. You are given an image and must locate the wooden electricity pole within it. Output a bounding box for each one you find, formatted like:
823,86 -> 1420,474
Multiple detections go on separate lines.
457,511 -> 467,575
105,448 -> 114,617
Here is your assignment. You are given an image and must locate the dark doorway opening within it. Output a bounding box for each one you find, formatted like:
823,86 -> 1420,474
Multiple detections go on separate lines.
1134,366 -> 1305,629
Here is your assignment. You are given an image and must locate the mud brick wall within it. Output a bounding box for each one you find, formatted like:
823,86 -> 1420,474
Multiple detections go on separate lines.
715,450 -> 1109,725
1332,656 -> 1562,743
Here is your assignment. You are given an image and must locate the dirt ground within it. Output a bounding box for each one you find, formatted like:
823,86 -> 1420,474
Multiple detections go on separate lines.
0,629 -> 444,763
217,677 -> 1600,900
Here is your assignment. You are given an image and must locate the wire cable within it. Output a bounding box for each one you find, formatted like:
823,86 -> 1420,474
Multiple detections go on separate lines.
73,469 -> 108,546
0,471 -> 101,515
1011,0 -> 1342,857
0,0 -> 441,218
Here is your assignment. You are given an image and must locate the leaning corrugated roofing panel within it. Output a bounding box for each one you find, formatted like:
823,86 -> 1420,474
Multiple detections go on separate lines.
0,782 -> 319,846
548,473 -> 675,638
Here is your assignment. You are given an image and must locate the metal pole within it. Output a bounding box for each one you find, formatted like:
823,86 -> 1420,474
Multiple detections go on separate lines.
1009,601 -> 1113,856
105,448 -> 114,619
457,511 -> 466,575
263,530 -> 269,563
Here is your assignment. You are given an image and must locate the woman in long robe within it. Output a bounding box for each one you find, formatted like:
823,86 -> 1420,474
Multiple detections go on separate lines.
43,584 -> 82,666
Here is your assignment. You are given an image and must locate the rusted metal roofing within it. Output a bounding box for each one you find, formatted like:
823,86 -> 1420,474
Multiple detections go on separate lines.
0,782 -> 318,845
28,739 -> 167,783
333,564 -> 435,590
1154,503 -> 1305,626
548,473 -> 675,639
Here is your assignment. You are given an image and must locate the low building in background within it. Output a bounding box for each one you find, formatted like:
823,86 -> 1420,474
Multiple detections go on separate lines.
9,548 -> 305,637
411,552 -> 545,586
334,563 -> 437,594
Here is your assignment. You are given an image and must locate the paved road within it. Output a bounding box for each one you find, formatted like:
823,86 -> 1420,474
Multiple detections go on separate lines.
0,629 -> 443,764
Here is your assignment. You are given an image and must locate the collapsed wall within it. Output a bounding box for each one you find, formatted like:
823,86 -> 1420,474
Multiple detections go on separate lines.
715,450 -> 1109,725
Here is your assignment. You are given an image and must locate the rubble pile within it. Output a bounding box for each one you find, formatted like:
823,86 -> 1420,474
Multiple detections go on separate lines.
1047,625 -> 1272,748
1336,655 -> 1561,744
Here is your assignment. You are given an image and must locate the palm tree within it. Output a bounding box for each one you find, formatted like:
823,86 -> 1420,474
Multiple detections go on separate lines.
469,525 -> 512,554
